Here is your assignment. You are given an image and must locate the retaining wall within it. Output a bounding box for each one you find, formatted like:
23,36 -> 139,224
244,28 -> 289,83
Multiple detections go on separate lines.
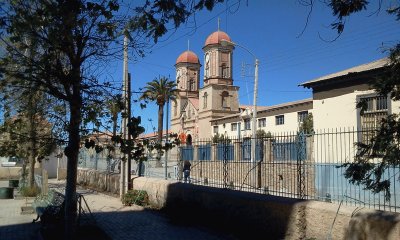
76,169 -> 400,240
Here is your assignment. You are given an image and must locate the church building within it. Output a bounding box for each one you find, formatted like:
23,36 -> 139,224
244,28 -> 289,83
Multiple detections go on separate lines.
170,30 -> 240,143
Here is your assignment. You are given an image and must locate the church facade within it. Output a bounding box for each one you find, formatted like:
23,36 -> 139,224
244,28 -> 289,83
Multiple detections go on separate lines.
170,30 -> 241,143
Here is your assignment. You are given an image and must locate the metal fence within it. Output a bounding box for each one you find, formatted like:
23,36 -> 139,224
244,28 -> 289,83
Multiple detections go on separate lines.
77,128 -> 400,213
178,129 -> 400,213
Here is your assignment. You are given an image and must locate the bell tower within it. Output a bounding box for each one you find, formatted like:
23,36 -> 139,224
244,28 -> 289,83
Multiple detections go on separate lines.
170,50 -> 201,136
203,31 -> 234,86
197,29 -> 240,139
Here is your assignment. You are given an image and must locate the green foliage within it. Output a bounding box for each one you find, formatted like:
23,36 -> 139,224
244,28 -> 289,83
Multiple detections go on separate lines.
212,133 -> 231,143
0,0 -> 227,236
140,77 -> 178,164
19,185 -> 40,197
122,190 -> 149,206
256,129 -> 272,139
299,113 -> 314,134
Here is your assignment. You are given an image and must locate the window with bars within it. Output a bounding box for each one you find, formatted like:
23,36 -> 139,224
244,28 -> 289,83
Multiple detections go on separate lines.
359,95 -> 388,144
213,126 -> 219,134
258,118 -> 266,127
244,119 -> 251,130
275,115 -> 284,125
297,111 -> 309,123
231,123 -> 238,131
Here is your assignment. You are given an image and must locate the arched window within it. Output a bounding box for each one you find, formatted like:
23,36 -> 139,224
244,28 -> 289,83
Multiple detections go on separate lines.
186,134 -> 193,145
205,53 -> 210,78
221,63 -> 229,78
203,92 -> 208,109
189,78 -> 194,91
221,91 -> 229,109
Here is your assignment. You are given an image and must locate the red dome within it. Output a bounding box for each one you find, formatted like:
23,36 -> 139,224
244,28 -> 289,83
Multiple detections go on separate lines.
204,31 -> 231,46
176,50 -> 200,64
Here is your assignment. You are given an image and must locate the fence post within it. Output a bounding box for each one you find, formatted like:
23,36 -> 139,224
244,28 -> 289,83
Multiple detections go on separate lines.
306,135 -> 315,196
211,143 -> 217,161
264,138 -> 272,162
234,140 -> 241,161
193,144 -> 199,162
257,161 -> 262,188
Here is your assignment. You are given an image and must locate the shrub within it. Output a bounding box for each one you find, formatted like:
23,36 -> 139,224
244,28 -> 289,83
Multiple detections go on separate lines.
122,190 -> 149,206
20,185 -> 41,197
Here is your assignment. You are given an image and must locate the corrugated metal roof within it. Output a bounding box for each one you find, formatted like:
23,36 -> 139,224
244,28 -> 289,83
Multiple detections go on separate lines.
299,58 -> 388,87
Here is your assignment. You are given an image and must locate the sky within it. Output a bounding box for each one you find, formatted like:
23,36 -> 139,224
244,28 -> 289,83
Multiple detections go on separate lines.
111,0 -> 400,134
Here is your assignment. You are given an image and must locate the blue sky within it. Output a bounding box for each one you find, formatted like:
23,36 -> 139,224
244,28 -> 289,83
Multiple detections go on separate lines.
113,1 -> 400,134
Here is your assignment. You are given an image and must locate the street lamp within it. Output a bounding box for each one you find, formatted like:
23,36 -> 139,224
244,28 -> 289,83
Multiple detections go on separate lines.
220,39 -> 259,186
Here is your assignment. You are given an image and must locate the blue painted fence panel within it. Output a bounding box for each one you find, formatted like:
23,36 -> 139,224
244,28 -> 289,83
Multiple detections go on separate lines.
198,144 -> 211,160
315,163 -> 400,209
216,144 -> 234,161
181,146 -> 193,161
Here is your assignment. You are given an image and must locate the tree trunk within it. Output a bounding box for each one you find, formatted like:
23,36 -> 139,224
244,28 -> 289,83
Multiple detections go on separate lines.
64,92 -> 82,240
156,104 -> 164,167
27,94 -> 37,188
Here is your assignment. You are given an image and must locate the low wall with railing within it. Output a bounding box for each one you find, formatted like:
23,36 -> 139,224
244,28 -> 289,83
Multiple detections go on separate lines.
189,160 -> 315,197
77,168 -> 120,195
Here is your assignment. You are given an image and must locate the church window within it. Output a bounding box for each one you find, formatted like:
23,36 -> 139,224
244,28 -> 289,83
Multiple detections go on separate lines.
221,64 -> 229,78
221,91 -> 229,109
205,53 -> 210,78
189,78 -> 195,91
203,92 -> 208,109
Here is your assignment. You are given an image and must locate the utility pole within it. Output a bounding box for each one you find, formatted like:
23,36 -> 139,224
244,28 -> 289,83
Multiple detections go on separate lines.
127,73 -> 132,189
120,34 -> 129,198
165,97 -> 169,180
251,59 -> 259,187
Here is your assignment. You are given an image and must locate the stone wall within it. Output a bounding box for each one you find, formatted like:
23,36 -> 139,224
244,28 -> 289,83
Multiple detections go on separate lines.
77,168 -> 120,196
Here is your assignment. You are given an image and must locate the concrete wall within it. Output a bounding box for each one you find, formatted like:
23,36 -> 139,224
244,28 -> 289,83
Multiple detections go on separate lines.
0,167 -> 21,180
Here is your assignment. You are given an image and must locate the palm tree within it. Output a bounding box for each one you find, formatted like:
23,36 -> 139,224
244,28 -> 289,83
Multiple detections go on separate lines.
141,77 -> 177,166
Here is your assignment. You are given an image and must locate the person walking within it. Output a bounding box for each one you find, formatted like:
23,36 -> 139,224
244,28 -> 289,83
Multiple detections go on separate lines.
183,160 -> 191,183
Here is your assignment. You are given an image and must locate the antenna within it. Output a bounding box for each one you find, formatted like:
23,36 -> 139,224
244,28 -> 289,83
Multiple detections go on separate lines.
187,39 -> 190,51
218,17 -> 220,31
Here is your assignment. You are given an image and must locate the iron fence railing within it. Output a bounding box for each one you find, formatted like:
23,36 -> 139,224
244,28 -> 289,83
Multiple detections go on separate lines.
77,128 -> 400,213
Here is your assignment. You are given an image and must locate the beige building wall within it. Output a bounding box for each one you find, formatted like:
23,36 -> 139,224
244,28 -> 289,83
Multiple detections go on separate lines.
211,100 -> 313,138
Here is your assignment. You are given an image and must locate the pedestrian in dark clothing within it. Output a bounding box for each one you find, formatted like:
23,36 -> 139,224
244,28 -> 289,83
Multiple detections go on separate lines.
183,160 -> 191,183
